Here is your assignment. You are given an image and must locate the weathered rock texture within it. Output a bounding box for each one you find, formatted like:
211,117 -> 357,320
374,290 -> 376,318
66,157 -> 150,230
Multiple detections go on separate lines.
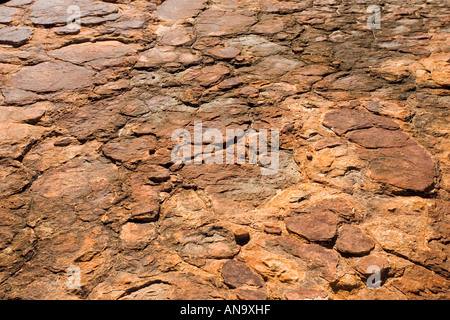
0,0 -> 449,300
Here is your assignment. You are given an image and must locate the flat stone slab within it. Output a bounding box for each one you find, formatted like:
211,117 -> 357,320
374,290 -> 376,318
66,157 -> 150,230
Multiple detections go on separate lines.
0,6 -> 15,24
9,61 -> 95,93
1,87 -> 40,105
248,55 -> 303,79
0,106 -> 45,124
136,46 -> 201,68
0,27 -> 33,47
353,255 -> 389,276
157,25 -> 195,46
346,127 -> 411,149
323,108 -> 399,135
323,108 -> 436,192
225,35 -> 286,57
80,13 -> 121,26
156,0 -> 207,22
48,41 -> 138,64
221,260 -> 264,289
196,9 -> 257,36
105,18 -> 146,30
30,0 -> 118,26
285,211 -> 339,242
363,145 -> 436,192
5,0 -> 33,7
207,47 -> 240,60
182,64 -> 230,87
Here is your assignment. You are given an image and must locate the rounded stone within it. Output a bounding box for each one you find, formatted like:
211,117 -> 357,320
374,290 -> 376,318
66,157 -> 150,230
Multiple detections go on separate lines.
335,225 -> 375,256
285,211 -> 339,242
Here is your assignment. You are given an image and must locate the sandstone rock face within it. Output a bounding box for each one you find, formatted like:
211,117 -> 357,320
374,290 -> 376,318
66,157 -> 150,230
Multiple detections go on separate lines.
0,0 -> 449,301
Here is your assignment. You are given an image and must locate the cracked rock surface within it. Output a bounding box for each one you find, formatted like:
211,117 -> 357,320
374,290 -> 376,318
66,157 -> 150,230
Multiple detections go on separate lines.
0,0 -> 449,300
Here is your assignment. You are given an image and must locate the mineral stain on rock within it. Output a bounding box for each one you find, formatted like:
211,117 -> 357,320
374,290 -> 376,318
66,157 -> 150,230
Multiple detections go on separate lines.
0,0 -> 449,300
